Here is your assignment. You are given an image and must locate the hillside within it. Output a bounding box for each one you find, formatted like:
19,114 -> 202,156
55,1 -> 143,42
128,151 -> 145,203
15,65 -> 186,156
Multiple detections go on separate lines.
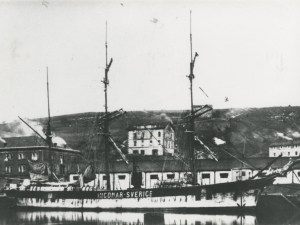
1,106 -> 300,160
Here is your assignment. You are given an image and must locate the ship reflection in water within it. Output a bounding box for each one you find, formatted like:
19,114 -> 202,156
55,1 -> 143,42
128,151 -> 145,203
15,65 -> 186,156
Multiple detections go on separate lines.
1,210 -> 300,225
0,210 -> 258,225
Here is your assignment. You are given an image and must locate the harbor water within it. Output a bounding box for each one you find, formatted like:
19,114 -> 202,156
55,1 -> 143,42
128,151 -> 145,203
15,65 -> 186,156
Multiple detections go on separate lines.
0,194 -> 300,225
0,202 -> 299,225
0,210 -> 299,225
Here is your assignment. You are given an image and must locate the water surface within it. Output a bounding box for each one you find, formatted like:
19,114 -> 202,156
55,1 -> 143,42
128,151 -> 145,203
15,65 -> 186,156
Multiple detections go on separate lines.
0,210 -> 299,225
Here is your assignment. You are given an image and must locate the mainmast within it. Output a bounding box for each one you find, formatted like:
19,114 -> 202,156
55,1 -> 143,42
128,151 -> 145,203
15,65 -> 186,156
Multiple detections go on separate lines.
103,22 -> 113,190
187,11 -> 198,185
46,67 -> 53,179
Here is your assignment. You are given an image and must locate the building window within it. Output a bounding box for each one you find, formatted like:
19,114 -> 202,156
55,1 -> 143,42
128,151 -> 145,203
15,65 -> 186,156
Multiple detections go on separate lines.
141,150 -> 145,155
298,172 -> 300,177
150,140 -> 152,143
202,174 -> 210,179
133,150 -> 139,154
31,153 -> 38,161
220,173 -> 229,178
288,152 -> 290,156
158,132 -> 161,137
133,133 -> 137,139
134,141 -> 137,147
18,153 -> 26,160
242,171 -> 246,176
150,174 -> 159,180
103,176 -> 107,180
5,166 -> 12,174
167,174 -> 175,179
274,153 -> 276,157
60,155 -> 64,164
296,152 -> 298,156
59,165 -> 65,175
73,175 -> 79,181
5,153 -> 13,161
118,175 -> 126,180
152,149 -> 158,155
158,140 -> 161,145
18,165 -> 26,174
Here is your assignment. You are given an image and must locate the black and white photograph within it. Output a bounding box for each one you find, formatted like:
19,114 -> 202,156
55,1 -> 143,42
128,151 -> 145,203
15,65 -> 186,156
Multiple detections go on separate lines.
0,0 -> 300,224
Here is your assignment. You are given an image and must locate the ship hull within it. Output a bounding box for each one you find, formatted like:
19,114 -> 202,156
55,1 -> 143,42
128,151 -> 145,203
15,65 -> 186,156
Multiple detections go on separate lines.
4,176 -> 274,210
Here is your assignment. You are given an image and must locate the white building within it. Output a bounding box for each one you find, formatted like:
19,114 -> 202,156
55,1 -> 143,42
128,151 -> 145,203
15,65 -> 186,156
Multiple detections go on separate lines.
69,157 -> 300,190
127,122 -> 175,156
269,141 -> 300,157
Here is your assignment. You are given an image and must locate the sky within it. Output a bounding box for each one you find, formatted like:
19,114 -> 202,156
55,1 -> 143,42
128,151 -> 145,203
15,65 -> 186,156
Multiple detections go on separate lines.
0,0 -> 300,123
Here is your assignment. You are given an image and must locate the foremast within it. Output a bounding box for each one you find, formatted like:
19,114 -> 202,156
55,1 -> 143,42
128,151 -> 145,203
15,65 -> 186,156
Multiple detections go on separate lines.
46,67 -> 53,180
103,22 -> 113,190
187,11 -> 199,185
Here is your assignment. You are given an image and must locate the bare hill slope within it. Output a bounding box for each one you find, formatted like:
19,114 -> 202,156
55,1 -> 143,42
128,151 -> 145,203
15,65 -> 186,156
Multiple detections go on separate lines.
1,106 -> 300,159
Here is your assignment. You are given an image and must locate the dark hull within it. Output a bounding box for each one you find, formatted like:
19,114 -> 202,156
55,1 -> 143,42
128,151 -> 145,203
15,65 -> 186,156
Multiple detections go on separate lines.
4,176 -> 275,210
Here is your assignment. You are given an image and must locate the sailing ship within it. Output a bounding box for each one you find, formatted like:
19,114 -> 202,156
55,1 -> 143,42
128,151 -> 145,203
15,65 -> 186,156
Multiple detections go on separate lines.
3,17 -> 300,211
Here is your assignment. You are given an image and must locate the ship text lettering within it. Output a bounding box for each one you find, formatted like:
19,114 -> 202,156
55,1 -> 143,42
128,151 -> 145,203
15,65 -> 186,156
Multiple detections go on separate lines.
97,191 -> 153,199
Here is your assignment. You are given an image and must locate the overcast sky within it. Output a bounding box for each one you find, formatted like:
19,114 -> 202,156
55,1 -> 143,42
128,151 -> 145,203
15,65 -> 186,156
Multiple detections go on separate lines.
0,0 -> 300,122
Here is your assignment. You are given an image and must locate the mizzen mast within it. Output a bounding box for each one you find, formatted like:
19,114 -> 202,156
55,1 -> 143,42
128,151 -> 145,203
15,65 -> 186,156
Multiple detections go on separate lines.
103,22 -> 113,190
187,11 -> 199,185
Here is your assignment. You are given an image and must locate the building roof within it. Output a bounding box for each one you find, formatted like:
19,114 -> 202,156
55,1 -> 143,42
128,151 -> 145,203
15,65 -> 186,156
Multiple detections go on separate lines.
0,136 -> 82,154
1,136 -> 44,148
269,140 -> 300,147
83,157 -> 300,174
127,122 -> 174,131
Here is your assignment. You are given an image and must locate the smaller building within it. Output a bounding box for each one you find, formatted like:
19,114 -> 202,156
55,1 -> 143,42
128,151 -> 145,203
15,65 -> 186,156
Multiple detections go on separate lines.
269,141 -> 300,157
127,122 -> 175,156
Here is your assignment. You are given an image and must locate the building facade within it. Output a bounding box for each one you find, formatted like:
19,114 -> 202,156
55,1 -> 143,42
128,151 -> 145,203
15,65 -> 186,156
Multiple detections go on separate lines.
69,157 -> 300,190
127,123 -> 175,156
0,136 -> 79,180
269,141 -> 300,157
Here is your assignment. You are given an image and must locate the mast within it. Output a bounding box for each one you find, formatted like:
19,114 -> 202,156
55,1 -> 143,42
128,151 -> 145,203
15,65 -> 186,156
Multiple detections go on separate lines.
103,22 -> 113,190
46,67 -> 53,179
187,11 -> 198,185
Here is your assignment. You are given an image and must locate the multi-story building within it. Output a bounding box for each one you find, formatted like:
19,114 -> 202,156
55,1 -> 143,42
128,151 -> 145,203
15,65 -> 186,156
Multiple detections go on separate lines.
127,122 -> 175,156
0,136 -> 80,182
269,141 -> 300,157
